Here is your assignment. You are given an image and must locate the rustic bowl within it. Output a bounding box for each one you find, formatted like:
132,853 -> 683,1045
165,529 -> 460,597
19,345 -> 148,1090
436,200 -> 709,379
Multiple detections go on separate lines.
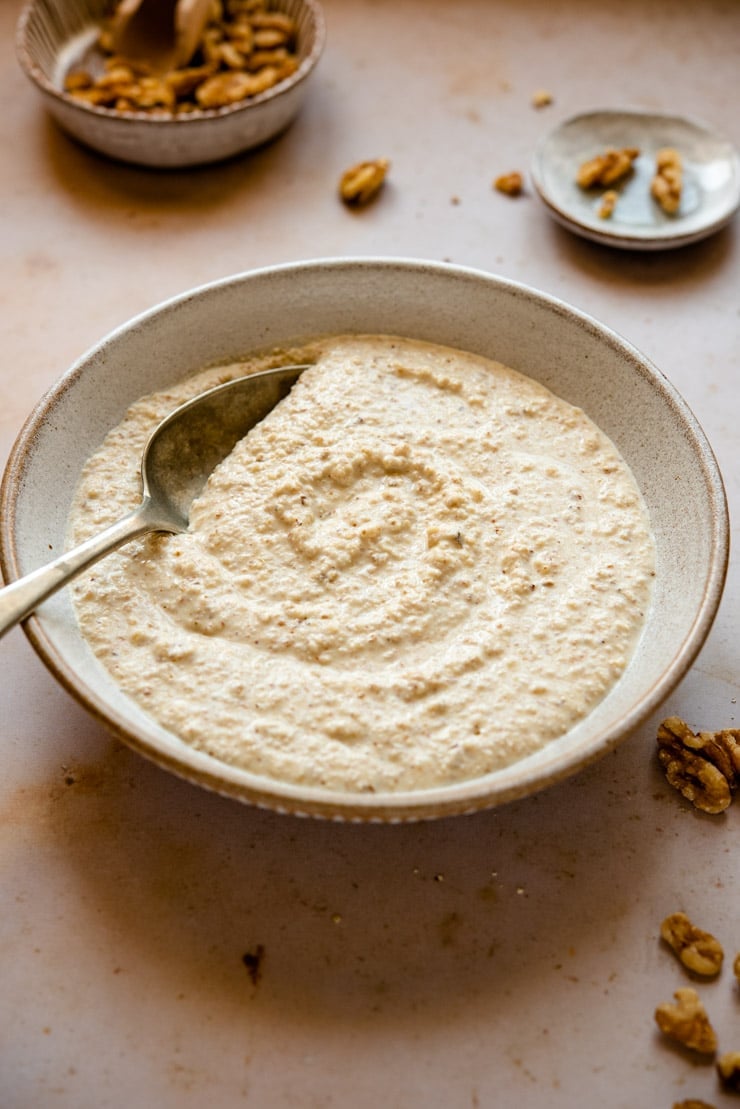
16,0 -> 325,168
0,259 -> 729,820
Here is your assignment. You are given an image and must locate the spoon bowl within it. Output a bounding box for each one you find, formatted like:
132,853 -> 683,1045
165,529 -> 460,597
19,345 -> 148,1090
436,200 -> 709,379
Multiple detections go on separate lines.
0,364 -> 307,639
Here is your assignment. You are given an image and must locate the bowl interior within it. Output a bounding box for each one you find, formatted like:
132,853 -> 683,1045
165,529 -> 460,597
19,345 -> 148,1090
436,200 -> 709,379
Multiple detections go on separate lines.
18,0 -> 323,110
0,260 -> 729,820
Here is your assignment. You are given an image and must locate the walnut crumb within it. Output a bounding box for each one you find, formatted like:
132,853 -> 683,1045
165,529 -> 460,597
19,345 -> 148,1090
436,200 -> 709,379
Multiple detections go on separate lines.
660,912 -> 724,977
655,988 -> 718,1055
717,1051 -> 740,1093
673,1101 -> 717,1109
734,952 -> 740,980
531,89 -> 553,108
598,189 -> 618,219
339,159 -> 390,207
576,147 -> 640,188
494,171 -> 523,196
657,717 -> 739,813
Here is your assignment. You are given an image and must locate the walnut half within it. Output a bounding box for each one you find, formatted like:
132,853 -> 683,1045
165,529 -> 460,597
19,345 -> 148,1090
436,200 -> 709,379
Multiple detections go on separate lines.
657,717 -> 739,814
339,159 -> 390,207
655,988 -> 718,1055
576,147 -> 639,188
660,912 -> 724,977
651,147 -> 683,214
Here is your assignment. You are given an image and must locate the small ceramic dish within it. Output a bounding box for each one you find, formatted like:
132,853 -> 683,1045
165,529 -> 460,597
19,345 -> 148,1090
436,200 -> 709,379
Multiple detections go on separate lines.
15,0 -> 325,168
0,259 -> 729,821
531,108 -> 740,250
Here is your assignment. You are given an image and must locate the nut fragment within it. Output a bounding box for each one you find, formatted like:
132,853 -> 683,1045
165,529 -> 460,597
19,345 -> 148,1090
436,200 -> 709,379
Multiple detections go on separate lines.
531,89 -> 553,108
657,717 -> 739,814
651,147 -> 683,214
494,171 -> 523,196
660,912 -> 724,977
734,952 -> 740,981
717,1051 -> 740,1093
339,159 -> 390,207
598,189 -> 618,219
654,988 -> 718,1055
576,147 -> 640,188
64,0 -> 299,115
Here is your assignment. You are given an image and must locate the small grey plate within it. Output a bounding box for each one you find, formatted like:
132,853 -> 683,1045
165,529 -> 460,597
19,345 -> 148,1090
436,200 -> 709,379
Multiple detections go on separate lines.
531,108 -> 740,250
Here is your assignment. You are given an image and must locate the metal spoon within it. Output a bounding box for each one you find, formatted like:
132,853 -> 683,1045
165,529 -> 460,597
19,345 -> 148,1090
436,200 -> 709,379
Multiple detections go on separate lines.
0,364 -> 307,639
111,0 -> 213,73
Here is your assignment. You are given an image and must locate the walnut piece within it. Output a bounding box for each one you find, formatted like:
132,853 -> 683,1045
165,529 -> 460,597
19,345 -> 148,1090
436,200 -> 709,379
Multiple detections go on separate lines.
717,1051 -> 740,1093
598,189 -> 618,219
657,717 -> 739,814
655,988 -> 718,1055
660,912 -> 724,977
63,0 -> 299,115
734,952 -> 740,981
339,159 -> 390,207
673,1101 -> 717,1109
576,147 -> 640,188
651,147 -> 683,214
494,171 -> 523,196
531,89 -> 553,108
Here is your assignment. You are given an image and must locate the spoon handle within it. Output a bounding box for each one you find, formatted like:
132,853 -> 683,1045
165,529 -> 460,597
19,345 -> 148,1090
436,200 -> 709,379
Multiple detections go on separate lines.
0,499 -> 172,640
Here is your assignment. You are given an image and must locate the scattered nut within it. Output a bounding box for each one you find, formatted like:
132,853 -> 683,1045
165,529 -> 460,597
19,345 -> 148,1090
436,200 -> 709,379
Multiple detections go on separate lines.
654,988 -> 718,1055
576,147 -> 640,188
734,952 -> 740,981
673,1101 -> 717,1109
717,1051 -> 740,1093
531,89 -> 553,108
657,717 -> 739,814
494,171 -> 523,196
598,189 -> 618,219
64,0 -> 299,115
660,912 -> 724,977
339,158 -> 390,207
651,147 -> 683,214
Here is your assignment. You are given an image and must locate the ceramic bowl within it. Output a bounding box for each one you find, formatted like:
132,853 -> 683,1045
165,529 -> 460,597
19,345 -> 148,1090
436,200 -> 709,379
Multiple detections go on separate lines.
16,0 -> 325,168
0,259 -> 729,820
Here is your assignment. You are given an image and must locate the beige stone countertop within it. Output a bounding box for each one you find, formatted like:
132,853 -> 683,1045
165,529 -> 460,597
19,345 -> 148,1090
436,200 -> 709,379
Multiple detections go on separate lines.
2,1 -> 739,1105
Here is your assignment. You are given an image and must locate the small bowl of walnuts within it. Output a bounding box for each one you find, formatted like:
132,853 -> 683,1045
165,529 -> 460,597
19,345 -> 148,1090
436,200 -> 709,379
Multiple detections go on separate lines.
16,0 -> 326,168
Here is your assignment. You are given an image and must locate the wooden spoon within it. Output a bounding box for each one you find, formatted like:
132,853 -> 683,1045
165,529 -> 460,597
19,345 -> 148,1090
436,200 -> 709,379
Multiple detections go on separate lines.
110,0 -> 214,72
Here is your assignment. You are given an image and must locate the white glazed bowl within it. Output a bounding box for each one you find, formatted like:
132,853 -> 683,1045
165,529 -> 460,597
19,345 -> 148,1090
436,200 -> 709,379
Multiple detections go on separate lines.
16,0 -> 325,168
0,259 -> 729,820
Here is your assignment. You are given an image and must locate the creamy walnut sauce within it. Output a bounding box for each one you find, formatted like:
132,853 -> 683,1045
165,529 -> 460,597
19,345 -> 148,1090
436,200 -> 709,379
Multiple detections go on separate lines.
69,335 -> 655,793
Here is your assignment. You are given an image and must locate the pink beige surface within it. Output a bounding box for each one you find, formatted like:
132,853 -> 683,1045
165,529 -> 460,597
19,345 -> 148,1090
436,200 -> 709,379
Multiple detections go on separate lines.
2,0 -> 739,1105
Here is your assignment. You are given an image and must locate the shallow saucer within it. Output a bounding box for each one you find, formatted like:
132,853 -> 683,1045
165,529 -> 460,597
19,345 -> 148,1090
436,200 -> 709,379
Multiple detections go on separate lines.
531,108 -> 740,250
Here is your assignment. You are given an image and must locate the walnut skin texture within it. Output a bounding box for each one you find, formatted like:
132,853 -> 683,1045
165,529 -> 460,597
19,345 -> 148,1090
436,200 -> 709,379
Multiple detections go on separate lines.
654,988 -> 718,1055
657,717 -> 739,814
660,912 -> 724,978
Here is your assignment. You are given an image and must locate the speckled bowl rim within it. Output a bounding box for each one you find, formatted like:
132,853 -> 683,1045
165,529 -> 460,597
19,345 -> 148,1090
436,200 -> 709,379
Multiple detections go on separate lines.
15,0 -> 326,126
0,259 -> 730,822
531,107 -> 740,251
